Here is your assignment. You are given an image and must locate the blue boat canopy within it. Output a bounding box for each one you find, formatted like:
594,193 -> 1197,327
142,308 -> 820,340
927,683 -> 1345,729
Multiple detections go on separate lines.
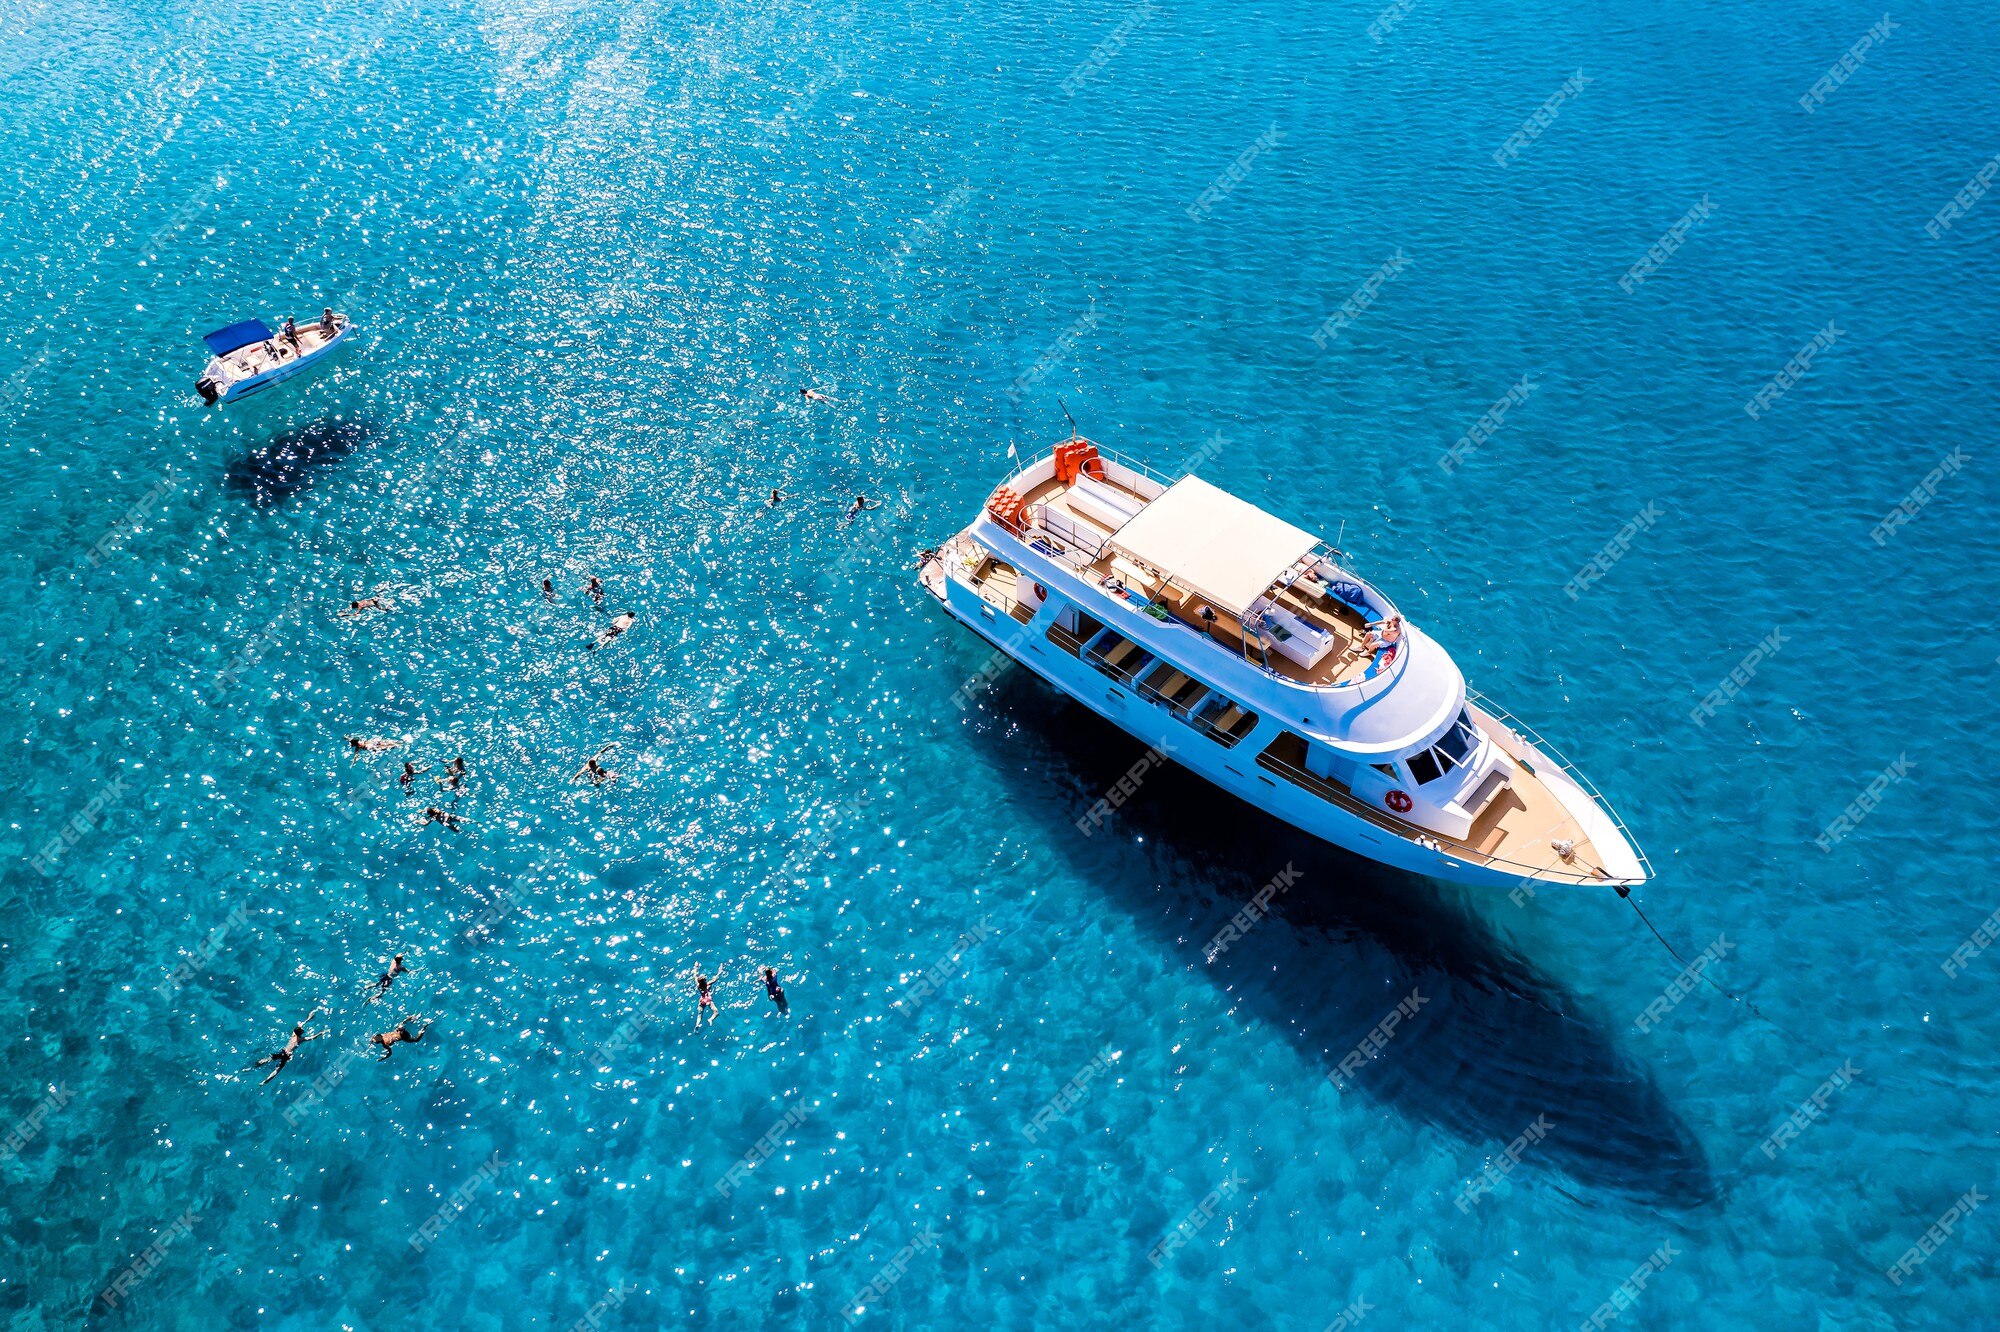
203,319 -> 274,356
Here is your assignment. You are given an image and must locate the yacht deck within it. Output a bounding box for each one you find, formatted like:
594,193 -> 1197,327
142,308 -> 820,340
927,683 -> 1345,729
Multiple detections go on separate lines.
1259,720 -> 1613,881
1017,472 -> 1382,687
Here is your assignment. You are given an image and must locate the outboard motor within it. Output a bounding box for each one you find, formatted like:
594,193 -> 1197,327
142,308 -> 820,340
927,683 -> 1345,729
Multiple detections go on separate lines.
196,377 -> 220,404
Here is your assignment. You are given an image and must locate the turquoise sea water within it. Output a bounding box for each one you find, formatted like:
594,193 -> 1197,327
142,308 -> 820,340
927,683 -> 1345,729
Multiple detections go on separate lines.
4,0 -> 1998,1326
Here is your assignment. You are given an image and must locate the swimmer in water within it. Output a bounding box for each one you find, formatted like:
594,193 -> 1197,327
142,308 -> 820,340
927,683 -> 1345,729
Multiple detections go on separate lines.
371,1015 -> 432,1059
399,761 -> 429,788
339,597 -> 392,618
421,806 -> 468,832
762,967 -> 789,1015
694,967 -> 723,1026
799,387 -> 835,405
589,612 -> 636,650
541,577 -> 555,600
349,735 -> 401,754
248,1007 -> 327,1085
844,495 -> 881,521
368,954 -> 410,1002
768,489 -> 785,507
573,743 -> 617,785
586,576 -> 604,606
438,756 -> 467,791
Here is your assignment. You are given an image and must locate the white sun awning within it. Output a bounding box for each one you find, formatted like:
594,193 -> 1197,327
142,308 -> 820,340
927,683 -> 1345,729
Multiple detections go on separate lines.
1106,475 -> 1320,619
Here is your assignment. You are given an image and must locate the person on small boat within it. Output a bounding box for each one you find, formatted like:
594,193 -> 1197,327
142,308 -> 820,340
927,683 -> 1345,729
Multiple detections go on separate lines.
371,1015 -> 432,1059
249,1008 -> 327,1085
762,967 -> 788,1015
320,308 -> 338,337
282,316 -> 301,350
350,735 -> 400,753
590,613 -> 636,650
421,806 -> 467,831
369,954 -> 410,1002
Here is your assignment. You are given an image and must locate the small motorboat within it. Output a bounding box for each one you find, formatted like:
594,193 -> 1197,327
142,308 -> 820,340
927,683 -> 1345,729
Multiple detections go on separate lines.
195,312 -> 355,405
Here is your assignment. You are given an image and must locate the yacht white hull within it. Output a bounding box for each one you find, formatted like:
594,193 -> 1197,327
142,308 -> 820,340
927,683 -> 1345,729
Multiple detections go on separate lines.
925,578 -> 1533,888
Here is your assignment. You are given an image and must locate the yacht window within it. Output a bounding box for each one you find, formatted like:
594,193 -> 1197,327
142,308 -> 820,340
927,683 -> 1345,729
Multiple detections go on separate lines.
1437,713 -> 1478,765
1371,763 -> 1396,778
1408,750 -> 1442,785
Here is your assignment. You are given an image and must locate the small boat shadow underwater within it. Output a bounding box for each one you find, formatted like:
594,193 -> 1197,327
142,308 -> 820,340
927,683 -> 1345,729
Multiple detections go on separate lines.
224,416 -> 381,507
974,667 -> 1716,1213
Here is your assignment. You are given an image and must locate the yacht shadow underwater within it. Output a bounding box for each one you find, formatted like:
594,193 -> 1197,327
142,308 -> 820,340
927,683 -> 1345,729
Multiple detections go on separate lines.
969,669 -> 1716,1213
223,415 -> 381,507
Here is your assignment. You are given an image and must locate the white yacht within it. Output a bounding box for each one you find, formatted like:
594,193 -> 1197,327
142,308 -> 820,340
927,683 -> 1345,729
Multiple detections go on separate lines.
917,437 -> 1651,890
195,312 -> 354,404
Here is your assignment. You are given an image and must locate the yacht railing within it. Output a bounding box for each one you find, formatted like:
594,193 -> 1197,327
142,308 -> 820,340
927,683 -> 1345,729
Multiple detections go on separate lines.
1465,688 -> 1654,880
1135,681 -> 1248,748
1082,639 -> 1153,686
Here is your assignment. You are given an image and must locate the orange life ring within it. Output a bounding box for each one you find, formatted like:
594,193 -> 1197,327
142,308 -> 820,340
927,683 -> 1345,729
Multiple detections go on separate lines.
1385,790 -> 1413,813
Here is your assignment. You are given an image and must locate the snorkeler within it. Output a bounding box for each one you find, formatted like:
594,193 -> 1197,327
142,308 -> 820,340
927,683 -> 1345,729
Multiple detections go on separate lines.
762,967 -> 789,1015
248,1007 -> 327,1085
349,735 -> 401,754
573,743 -> 617,785
371,1015 -> 432,1059
589,612 -> 636,650
368,954 -> 410,1002
694,968 -> 723,1026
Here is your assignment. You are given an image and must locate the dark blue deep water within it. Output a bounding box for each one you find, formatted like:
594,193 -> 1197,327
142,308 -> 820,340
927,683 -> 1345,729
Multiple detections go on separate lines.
3,0 -> 1997,1327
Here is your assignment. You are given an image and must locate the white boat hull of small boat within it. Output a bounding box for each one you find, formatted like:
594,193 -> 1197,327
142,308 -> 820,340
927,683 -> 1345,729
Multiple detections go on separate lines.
196,319 -> 355,405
